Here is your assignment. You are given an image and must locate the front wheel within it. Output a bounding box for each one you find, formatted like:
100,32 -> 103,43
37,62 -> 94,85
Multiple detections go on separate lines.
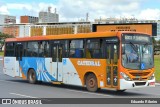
28,69 -> 37,84
86,74 -> 98,92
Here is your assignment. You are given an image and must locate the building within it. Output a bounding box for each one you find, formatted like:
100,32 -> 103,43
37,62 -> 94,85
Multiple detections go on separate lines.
1,22 -> 91,37
93,23 -> 157,36
0,14 -> 16,24
2,24 -> 30,37
20,16 -> 39,23
39,7 -> 59,23
3,25 -> 19,37
23,22 -> 91,37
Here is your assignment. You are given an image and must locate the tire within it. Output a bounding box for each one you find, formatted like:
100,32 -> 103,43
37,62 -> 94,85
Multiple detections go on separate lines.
86,73 -> 98,92
28,69 -> 37,84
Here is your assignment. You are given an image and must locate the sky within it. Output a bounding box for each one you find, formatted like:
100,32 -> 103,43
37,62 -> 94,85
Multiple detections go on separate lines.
0,0 -> 160,23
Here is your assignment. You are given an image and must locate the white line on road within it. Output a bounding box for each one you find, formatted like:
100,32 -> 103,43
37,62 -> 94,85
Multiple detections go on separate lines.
10,93 -> 38,98
66,89 -> 113,97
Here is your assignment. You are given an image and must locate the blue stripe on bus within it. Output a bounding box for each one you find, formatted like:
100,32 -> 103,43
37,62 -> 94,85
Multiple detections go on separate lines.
19,57 -> 56,82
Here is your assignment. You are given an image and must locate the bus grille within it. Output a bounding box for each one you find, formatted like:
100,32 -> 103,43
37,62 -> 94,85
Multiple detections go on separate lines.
129,72 -> 150,77
135,82 -> 146,86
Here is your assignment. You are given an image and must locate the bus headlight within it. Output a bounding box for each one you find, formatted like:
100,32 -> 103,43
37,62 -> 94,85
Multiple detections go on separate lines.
120,72 -> 131,81
148,74 -> 155,80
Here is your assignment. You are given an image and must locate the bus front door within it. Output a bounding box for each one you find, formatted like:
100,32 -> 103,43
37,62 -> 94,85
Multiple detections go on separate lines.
15,44 -> 23,77
106,43 -> 118,88
51,45 -> 63,81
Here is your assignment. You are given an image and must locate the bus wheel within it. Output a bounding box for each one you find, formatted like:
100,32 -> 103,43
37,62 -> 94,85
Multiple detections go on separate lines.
86,73 -> 98,92
28,69 -> 37,84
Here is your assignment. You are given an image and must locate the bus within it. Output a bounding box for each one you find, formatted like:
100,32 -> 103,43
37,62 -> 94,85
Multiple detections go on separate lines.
3,31 -> 155,92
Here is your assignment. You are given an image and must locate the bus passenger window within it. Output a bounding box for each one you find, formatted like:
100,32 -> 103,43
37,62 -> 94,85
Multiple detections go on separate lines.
86,39 -> 102,58
27,42 -> 38,57
69,40 -> 84,58
38,41 -> 49,57
5,42 -> 15,56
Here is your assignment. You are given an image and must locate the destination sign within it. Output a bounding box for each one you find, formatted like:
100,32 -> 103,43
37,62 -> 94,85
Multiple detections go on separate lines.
122,34 -> 151,43
105,37 -> 119,43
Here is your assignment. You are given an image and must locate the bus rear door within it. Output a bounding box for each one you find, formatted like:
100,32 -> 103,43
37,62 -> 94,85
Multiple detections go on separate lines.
51,43 -> 63,81
105,37 -> 119,89
15,43 -> 23,77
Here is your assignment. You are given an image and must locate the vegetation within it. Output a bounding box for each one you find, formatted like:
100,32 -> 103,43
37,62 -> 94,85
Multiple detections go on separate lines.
154,55 -> 160,82
0,32 -> 14,47
0,51 -> 4,56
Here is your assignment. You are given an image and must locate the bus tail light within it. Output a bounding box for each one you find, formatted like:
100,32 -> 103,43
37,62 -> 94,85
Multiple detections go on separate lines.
120,72 -> 131,81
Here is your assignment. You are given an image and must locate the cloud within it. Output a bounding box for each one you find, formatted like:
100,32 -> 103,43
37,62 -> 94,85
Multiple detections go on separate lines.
6,3 -> 32,11
0,0 -> 160,22
0,6 -> 9,14
58,0 -> 142,21
138,8 -> 160,20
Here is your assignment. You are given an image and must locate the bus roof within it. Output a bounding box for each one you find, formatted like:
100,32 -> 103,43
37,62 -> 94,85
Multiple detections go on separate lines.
5,31 -> 150,42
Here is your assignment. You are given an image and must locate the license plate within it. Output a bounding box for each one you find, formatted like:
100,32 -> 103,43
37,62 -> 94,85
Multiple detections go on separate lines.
149,82 -> 155,86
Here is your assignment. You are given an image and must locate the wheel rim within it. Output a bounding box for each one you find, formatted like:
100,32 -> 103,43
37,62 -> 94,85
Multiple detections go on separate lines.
88,78 -> 96,88
29,72 -> 35,81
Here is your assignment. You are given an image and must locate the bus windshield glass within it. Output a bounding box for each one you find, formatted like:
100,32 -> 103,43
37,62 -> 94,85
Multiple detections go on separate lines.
121,34 -> 153,70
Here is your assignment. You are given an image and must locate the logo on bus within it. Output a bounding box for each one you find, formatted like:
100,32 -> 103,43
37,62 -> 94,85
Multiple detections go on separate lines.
77,60 -> 101,66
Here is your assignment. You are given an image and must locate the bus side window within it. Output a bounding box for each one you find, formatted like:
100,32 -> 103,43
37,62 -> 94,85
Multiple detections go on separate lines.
38,41 -> 49,57
86,48 -> 91,58
27,42 -> 38,57
5,42 -> 15,57
86,39 -> 102,58
44,41 -> 49,57
63,40 -> 69,58
69,40 -> 84,58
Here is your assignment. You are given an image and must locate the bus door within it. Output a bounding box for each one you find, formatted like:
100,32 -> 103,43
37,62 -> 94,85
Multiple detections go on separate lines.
51,44 -> 63,81
105,38 -> 119,88
15,43 -> 23,77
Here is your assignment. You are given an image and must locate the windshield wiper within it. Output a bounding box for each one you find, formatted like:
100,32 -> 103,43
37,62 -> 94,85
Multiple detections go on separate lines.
129,42 -> 138,54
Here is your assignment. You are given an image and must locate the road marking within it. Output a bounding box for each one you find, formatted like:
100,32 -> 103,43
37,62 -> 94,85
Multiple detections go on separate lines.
66,89 -> 113,97
10,93 -> 38,98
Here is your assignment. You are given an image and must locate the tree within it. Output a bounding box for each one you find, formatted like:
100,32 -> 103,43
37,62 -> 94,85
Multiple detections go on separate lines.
0,32 -> 14,48
152,37 -> 156,45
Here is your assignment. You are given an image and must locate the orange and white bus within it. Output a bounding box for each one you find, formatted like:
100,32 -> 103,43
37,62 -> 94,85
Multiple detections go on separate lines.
3,31 -> 155,92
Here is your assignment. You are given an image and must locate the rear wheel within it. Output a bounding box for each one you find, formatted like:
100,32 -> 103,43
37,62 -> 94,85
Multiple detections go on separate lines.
86,73 -> 98,92
28,69 -> 37,84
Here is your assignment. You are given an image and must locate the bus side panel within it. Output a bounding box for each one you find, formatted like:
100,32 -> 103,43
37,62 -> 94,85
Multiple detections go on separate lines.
15,60 -> 22,77
62,58 -> 83,86
19,57 -> 56,82
69,58 -> 106,88
3,57 -> 16,77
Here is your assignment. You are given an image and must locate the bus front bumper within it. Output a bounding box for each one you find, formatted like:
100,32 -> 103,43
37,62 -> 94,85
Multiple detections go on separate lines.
119,78 -> 155,90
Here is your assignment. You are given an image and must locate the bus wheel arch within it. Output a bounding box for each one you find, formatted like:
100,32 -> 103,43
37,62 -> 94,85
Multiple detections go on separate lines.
84,72 -> 98,92
27,68 -> 37,84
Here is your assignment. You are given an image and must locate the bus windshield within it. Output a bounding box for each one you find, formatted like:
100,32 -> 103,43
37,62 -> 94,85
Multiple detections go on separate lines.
121,34 -> 153,70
